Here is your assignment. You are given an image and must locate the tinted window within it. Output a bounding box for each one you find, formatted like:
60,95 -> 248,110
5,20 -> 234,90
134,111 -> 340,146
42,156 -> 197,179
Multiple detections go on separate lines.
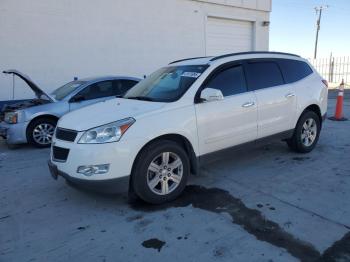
77,81 -> 114,100
206,65 -> 247,97
51,81 -> 86,101
245,61 -> 284,90
278,59 -> 313,83
111,80 -> 138,96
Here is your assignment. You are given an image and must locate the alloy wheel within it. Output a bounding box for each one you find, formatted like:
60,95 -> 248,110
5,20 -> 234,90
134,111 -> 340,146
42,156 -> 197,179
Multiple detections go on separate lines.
146,152 -> 183,195
301,118 -> 317,147
33,123 -> 55,145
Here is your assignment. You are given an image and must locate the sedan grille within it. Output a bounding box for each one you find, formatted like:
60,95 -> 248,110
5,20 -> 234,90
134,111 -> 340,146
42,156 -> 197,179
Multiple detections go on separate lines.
52,146 -> 70,162
55,128 -> 78,142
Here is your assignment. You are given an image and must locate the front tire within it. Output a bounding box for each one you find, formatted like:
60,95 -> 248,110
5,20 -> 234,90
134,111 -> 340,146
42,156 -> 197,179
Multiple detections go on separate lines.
286,111 -> 321,153
131,140 -> 190,204
27,118 -> 57,148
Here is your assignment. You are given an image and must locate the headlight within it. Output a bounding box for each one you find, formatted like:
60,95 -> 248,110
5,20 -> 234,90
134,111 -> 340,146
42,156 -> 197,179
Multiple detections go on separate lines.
4,112 -> 18,124
78,118 -> 135,144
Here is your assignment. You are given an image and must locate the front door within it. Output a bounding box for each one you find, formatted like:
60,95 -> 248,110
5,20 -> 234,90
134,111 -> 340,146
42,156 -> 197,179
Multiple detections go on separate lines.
195,64 -> 258,155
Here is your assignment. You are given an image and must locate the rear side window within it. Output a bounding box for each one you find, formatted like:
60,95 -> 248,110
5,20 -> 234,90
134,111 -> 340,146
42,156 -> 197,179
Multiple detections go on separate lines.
245,61 -> 284,90
206,65 -> 247,97
277,59 -> 313,83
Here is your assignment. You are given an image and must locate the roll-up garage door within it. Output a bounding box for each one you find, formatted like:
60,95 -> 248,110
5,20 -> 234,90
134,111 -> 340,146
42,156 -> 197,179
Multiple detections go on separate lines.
206,17 -> 254,56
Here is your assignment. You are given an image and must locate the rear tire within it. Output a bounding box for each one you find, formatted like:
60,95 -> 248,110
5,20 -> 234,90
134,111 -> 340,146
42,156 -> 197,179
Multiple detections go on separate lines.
286,111 -> 321,153
131,140 -> 190,204
27,118 -> 57,148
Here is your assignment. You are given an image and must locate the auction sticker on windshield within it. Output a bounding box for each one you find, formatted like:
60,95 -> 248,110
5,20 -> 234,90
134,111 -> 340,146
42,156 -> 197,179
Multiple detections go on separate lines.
181,72 -> 202,78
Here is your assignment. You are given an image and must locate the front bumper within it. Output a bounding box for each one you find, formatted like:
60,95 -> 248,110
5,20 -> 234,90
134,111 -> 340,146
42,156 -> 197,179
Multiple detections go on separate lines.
0,121 -> 28,144
49,133 -> 146,193
48,160 -> 130,193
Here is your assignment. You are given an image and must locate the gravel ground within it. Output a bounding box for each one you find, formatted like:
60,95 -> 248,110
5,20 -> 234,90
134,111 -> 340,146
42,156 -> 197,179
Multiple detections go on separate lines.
0,97 -> 349,262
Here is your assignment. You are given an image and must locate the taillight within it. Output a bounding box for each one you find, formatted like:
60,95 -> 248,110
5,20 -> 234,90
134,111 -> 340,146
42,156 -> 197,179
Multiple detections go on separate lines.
322,80 -> 328,88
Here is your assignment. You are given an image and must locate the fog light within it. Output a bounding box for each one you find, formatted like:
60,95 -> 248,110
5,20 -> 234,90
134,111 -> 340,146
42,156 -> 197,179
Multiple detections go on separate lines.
77,164 -> 110,176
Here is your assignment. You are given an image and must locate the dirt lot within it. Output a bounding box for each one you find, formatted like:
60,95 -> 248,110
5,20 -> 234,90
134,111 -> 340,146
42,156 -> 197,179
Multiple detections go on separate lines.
1,97 -> 349,262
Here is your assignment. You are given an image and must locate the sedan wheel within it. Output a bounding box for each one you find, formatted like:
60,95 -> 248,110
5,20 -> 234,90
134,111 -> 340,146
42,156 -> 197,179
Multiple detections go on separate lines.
27,118 -> 57,148
33,123 -> 55,146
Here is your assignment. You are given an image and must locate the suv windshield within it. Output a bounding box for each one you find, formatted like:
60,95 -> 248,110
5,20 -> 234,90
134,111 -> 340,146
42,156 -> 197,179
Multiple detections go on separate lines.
124,65 -> 208,102
51,81 -> 86,101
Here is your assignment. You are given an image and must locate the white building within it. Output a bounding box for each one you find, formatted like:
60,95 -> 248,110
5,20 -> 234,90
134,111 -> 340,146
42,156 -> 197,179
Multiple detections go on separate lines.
0,0 -> 271,101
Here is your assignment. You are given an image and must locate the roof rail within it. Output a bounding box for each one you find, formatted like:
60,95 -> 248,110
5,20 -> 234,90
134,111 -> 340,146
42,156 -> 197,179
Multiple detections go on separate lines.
210,51 -> 300,62
169,56 -> 212,65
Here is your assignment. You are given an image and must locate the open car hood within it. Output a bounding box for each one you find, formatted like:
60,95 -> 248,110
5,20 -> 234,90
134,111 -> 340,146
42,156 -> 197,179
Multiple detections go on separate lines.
3,70 -> 55,102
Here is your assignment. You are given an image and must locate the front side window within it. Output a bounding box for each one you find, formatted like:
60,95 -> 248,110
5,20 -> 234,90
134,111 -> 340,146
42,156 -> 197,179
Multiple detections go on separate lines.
77,81 -> 114,100
51,81 -> 86,101
124,65 -> 208,102
245,61 -> 284,90
205,65 -> 247,97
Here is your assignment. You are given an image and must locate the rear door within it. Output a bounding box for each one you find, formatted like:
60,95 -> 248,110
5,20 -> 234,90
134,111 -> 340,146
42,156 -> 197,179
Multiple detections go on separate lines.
195,63 -> 257,155
244,59 -> 297,139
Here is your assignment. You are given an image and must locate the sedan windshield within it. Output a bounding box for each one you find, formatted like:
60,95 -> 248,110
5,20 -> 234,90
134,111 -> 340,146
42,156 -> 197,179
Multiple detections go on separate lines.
124,65 -> 208,102
51,81 -> 86,101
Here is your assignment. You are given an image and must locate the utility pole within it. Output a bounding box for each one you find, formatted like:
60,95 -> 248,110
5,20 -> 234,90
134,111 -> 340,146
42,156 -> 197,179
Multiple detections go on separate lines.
314,5 -> 328,59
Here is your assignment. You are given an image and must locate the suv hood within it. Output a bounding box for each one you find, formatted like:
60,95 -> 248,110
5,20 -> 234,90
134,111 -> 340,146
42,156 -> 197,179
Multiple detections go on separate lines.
59,98 -> 166,131
3,70 -> 55,102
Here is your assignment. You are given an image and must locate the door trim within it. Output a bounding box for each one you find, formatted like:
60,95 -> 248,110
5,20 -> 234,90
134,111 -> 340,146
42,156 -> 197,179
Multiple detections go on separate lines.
198,129 -> 294,165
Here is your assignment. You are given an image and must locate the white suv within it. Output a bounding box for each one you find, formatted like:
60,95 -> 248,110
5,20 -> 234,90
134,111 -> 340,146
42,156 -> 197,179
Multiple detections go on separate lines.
49,52 -> 328,204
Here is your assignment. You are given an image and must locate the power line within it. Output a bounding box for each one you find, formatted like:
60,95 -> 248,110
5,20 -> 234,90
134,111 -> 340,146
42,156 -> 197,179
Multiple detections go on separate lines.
314,5 -> 329,59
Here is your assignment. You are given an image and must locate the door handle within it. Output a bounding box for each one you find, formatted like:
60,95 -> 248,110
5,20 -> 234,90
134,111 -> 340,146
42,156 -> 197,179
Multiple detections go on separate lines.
285,93 -> 295,99
242,102 -> 255,108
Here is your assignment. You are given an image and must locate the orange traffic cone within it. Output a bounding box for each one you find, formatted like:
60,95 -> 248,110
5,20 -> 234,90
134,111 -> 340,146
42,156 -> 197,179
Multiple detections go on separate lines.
329,79 -> 347,121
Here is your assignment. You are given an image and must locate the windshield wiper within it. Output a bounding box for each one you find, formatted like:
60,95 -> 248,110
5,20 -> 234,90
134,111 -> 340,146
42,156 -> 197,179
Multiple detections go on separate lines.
126,96 -> 154,101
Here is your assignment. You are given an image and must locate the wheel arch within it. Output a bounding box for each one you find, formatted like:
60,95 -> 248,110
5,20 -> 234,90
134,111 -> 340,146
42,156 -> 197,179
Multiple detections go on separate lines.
301,104 -> 322,125
28,114 -> 59,127
26,114 -> 59,139
131,133 -> 198,177
293,104 -> 323,133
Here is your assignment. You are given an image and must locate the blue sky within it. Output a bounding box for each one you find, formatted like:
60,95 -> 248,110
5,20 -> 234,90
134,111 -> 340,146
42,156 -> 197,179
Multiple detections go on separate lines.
270,0 -> 350,58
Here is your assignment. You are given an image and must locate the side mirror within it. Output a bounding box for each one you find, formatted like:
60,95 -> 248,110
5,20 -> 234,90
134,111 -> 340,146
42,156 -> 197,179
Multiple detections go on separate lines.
200,88 -> 224,103
70,94 -> 85,103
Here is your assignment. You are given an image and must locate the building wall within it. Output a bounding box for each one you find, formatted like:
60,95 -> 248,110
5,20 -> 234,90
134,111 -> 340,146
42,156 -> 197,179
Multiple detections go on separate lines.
0,0 -> 270,101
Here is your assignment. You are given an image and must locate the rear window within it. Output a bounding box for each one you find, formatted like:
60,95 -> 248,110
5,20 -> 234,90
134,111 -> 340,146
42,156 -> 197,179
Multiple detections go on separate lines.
277,59 -> 313,83
245,61 -> 284,90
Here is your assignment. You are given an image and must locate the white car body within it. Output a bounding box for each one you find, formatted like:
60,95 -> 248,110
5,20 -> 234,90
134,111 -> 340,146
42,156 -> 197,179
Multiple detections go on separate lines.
49,52 -> 328,195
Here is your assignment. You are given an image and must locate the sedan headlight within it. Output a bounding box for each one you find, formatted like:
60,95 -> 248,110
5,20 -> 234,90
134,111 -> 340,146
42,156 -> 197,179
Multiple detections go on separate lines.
78,118 -> 135,144
4,112 -> 18,124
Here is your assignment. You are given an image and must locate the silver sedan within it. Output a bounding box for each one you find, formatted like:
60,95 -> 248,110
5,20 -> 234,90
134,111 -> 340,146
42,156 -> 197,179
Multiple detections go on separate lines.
0,70 -> 140,147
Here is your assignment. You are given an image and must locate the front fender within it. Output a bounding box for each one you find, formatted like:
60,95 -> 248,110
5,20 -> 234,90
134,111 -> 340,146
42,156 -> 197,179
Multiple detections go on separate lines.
22,102 -> 69,123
